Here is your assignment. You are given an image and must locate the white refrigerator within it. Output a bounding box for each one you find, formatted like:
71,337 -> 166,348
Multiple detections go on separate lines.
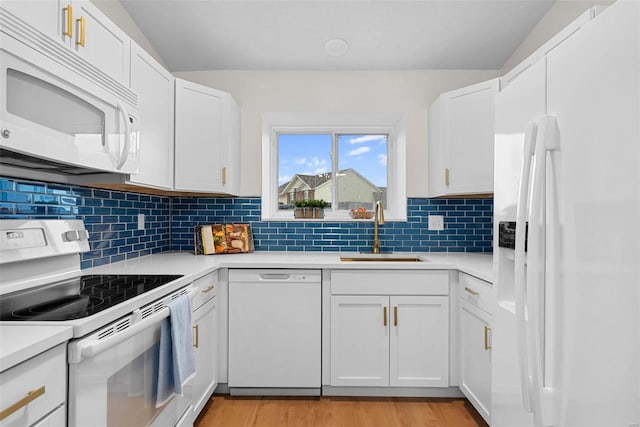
492,1 -> 640,426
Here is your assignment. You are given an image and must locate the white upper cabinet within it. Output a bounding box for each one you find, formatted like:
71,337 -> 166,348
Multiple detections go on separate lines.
0,0 -> 130,87
428,78 -> 499,197
174,78 -> 240,194
70,1 -> 130,86
128,42 -> 174,190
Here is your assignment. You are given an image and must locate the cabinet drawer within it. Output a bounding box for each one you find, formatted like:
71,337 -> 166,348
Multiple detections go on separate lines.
331,270 -> 449,295
459,273 -> 493,314
0,343 -> 66,427
191,270 -> 218,310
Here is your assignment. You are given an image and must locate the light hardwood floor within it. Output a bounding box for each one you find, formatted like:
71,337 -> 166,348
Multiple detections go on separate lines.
195,395 -> 489,427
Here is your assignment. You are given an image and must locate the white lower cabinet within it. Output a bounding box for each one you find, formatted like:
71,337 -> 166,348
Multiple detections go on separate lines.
189,273 -> 218,419
192,296 -> 217,416
330,295 -> 449,388
458,273 -> 493,423
328,270 -> 450,389
0,344 -> 67,427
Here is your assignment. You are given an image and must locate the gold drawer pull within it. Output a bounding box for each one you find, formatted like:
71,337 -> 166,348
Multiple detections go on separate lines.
393,306 -> 398,326
202,285 -> 215,293
484,326 -> 492,350
76,16 -> 86,47
63,5 -> 73,38
464,287 -> 479,296
0,386 -> 46,421
445,168 -> 450,187
383,306 -> 387,326
193,324 -> 199,349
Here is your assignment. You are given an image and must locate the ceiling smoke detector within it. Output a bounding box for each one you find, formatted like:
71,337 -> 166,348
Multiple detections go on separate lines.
324,38 -> 349,57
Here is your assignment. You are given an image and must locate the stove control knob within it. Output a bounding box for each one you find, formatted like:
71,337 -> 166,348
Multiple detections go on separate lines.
64,229 -> 89,242
64,230 -> 79,241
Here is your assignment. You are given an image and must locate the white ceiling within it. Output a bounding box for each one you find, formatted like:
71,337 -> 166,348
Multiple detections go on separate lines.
121,0 -> 555,71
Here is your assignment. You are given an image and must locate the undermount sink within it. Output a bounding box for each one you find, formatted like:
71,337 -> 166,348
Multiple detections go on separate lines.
340,254 -> 426,262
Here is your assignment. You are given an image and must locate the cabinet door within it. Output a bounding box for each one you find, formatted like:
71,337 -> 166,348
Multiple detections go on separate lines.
0,0 -> 66,45
221,95 -> 240,195
71,1 -> 130,86
191,297 -> 217,417
31,404 -> 65,427
459,299 -> 491,423
174,78 -> 225,192
428,78 -> 498,197
389,295 -> 449,387
330,295 -> 389,386
128,42 -> 174,189
445,79 -> 498,195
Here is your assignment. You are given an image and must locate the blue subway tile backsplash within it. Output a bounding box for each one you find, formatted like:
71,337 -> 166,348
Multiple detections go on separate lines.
1,176 -> 493,268
0,177 -> 171,269
171,197 -> 493,253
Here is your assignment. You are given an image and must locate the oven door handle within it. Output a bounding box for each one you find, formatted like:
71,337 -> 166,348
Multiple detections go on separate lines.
68,286 -> 198,364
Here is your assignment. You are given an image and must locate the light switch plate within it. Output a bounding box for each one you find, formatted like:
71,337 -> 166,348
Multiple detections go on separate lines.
428,215 -> 444,231
137,213 -> 145,230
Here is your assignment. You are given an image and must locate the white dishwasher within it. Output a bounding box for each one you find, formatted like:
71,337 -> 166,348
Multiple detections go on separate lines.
228,269 -> 321,395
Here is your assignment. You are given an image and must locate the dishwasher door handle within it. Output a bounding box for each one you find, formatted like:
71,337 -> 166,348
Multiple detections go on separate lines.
259,273 -> 292,281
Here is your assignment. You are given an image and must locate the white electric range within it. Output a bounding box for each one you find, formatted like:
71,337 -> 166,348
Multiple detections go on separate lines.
0,219 -> 196,427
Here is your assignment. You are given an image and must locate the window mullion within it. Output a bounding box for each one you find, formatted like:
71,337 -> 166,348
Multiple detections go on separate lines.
331,132 -> 338,212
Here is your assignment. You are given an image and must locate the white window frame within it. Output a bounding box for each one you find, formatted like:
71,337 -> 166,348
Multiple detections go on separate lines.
261,112 -> 407,221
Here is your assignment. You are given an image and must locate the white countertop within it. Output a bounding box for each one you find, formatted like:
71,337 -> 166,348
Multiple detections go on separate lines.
0,325 -> 73,371
0,251 -> 492,370
86,251 -> 494,283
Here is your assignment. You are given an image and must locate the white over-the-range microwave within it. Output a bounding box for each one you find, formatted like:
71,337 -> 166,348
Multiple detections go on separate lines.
0,26 -> 139,176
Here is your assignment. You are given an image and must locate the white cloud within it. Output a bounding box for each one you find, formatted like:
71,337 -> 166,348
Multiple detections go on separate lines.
378,154 -> 387,166
294,157 -> 307,165
349,146 -> 371,156
349,135 -> 387,144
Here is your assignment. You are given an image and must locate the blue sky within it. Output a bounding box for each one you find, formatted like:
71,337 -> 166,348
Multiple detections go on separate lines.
278,134 -> 388,187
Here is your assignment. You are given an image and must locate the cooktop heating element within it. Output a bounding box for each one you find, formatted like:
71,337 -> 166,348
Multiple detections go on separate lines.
0,274 -> 183,321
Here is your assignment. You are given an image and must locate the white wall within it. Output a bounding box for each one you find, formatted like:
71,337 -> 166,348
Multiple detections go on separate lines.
501,0 -> 614,73
174,70 -> 499,197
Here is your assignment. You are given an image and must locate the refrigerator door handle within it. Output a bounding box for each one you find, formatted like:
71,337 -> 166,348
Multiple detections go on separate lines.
515,121 -> 538,413
528,115 -> 560,427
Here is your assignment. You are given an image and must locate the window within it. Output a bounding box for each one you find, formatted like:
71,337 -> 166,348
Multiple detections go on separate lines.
262,113 -> 406,221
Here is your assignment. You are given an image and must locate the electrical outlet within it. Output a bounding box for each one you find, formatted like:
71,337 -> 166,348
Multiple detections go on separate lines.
137,213 -> 145,230
428,215 -> 444,231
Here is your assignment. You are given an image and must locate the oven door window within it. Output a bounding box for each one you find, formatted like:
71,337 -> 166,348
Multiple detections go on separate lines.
68,320 -> 191,427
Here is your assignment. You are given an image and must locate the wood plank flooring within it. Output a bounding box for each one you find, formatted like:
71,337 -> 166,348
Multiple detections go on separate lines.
195,395 -> 489,427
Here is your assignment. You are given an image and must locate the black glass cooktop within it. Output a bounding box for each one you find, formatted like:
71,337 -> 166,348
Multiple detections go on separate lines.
0,274 -> 183,321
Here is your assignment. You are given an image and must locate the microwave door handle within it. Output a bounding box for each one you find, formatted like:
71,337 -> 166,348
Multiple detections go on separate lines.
115,101 -> 131,170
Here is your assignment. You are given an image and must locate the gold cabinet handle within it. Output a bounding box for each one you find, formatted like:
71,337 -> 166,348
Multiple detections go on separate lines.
76,16 -> 85,47
0,386 -> 46,421
393,306 -> 398,326
383,306 -> 387,326
193,324 -> 199,349
484,326 -> 492,350
63,5 -> 73,38
464,287 -> 479,296
445,168 -> 450,187
202,285 -> 215,293
222,166 -> 227,185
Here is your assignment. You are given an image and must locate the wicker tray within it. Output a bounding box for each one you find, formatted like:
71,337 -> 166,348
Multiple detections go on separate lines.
350,211 -> 374,219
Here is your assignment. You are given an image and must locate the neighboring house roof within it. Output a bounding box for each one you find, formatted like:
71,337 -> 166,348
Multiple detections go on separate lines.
280,169 -> 365,195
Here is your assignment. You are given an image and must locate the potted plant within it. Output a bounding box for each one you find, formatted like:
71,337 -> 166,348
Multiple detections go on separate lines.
292,199 -> 312,218
293,199 -> 329,219
308,199 -> 329,219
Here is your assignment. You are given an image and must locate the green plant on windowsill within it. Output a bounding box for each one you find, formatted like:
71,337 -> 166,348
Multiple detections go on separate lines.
293,199 -> 329,218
